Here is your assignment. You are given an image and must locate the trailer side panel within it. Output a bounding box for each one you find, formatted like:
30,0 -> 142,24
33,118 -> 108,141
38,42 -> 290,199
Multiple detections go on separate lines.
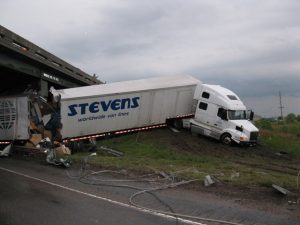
60,86 -> 197,139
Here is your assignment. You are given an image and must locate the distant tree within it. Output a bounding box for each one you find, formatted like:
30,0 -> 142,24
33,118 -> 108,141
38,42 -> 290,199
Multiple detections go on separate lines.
297,115 -> 300,122
285,113 -> 296,123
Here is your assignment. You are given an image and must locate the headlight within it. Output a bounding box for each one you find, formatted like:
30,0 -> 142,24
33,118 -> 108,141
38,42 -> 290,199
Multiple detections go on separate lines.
240,136 -> 248,141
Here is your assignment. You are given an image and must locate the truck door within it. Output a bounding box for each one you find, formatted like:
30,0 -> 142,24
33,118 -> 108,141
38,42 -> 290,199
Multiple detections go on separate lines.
216,107 -> 227,131
195,101 -> 214,126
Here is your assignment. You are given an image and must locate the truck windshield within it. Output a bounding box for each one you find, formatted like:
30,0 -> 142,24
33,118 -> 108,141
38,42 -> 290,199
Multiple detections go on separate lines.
228,110 -> 246,120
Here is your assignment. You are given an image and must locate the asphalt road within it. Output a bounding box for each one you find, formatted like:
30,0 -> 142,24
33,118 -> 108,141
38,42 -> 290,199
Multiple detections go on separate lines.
0,157 -> 299,225
0,158 -> 202,225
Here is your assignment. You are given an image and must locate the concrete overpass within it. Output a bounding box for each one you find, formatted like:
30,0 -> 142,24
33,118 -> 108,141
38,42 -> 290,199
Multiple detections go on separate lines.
0,25 -> 102,97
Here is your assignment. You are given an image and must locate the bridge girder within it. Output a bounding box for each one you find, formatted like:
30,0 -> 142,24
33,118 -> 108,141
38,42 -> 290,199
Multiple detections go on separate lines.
0,25 -> 102,96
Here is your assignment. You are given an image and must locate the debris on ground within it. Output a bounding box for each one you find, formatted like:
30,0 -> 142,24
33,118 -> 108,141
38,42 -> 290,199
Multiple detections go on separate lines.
204,175 -> 215,186
275,151 -> 289,157
0,144 -> 12,157
99,146 -> 124,157
157,171 -> 171,180
272,184 -> 290,195
288,200 -> 298,205
169,127 -> 180,133
211,175 -> 222,184
54,142 -> 71,157
43,139 -> 71,168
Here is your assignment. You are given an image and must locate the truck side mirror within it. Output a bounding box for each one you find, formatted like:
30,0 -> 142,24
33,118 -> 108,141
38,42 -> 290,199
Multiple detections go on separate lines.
249,111 -> 254,121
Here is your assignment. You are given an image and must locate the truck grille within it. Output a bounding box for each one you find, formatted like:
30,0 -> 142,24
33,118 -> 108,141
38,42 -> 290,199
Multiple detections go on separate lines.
250,131 -> 259,141
0,100 -> 16,130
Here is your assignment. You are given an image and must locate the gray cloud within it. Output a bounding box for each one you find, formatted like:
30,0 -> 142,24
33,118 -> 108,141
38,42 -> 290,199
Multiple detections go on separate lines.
189,44 -> 300,98
1,0 -> 300,116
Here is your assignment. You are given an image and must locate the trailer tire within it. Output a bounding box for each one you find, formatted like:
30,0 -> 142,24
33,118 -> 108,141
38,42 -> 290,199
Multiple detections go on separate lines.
173,119 -> 183,130
67,141 -> 81,153
220,133 -> 232,145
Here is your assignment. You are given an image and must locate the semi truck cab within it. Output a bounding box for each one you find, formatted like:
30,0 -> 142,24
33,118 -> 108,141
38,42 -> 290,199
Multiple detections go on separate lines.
187,83 -> 259,145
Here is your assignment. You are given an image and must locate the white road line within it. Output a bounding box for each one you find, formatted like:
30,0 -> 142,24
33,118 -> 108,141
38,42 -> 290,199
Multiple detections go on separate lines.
0,166 -> 205,225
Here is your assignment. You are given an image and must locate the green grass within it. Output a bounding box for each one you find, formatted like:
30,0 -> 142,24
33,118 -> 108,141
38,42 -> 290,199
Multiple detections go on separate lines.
260,135 -> 300,157
70,128 -> 300,190
99,136 -> 225,174
256,120 -> 300,158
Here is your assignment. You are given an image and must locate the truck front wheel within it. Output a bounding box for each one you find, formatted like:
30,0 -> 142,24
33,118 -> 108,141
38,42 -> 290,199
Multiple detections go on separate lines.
220,133 -> 232,145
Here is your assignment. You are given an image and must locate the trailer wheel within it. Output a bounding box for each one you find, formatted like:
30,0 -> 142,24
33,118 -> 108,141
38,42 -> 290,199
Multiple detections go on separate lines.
221,133 -> 232,145
67,141 -> 81,153
173,119 -> 183,130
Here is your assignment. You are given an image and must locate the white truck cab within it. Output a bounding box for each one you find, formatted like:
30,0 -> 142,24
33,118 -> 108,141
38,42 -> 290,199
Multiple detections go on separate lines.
186,83 -> 259,145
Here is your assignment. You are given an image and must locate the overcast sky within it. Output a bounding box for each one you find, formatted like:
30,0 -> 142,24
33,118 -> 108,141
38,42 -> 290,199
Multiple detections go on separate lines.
1,0 -> 300,117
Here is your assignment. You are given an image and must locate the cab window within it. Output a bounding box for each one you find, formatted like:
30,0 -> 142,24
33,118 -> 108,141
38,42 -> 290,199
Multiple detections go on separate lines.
199,102 -> 208,110
217,108 -> 227,120
202,92 -> 210,99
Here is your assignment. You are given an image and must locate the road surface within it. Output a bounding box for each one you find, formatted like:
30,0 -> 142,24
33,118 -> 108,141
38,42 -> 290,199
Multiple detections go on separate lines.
0,157 -> 299,225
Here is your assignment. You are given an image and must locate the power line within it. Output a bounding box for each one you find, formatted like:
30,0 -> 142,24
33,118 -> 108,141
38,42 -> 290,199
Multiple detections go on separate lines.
279,91 -> 284,120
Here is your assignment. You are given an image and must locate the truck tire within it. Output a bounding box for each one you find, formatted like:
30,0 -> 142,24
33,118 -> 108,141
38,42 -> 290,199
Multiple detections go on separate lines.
220,133 -> 232,145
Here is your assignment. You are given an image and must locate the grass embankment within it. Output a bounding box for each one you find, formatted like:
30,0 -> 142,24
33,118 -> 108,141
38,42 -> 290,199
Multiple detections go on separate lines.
256,119 -> 300,158
71,124 -> 300,190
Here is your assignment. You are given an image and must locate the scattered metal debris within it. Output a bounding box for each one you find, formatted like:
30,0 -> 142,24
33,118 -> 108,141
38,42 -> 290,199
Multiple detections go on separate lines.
275,151 -> 288,157
204,175 -> 215,186
99,146 -> 124,157
169,127 -> 180,133
45,147 -> 70,168
157,171 -> 171,180
41,138 -> 71,168
272,184 -> 290,195
211,175 -> 222,184
0,144 -> 12,157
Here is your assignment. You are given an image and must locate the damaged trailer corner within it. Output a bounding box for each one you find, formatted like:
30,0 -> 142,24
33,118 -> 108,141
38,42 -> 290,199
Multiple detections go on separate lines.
0,92 -> 70,166
0,92 -> 62,143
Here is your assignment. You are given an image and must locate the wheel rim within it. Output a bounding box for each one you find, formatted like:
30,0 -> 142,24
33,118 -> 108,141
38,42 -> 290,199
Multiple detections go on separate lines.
222,135 -> 231,144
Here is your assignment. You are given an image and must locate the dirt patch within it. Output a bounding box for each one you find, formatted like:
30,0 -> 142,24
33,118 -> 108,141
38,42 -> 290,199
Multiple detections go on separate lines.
176,183 -> 300,223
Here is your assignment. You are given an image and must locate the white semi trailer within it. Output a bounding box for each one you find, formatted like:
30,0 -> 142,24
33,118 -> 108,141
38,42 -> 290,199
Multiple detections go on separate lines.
0,75 -> 259,147
57,75 -> 198,140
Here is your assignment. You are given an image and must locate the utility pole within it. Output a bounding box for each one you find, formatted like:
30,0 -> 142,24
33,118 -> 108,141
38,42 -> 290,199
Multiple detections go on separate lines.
279,91 -> 284,120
